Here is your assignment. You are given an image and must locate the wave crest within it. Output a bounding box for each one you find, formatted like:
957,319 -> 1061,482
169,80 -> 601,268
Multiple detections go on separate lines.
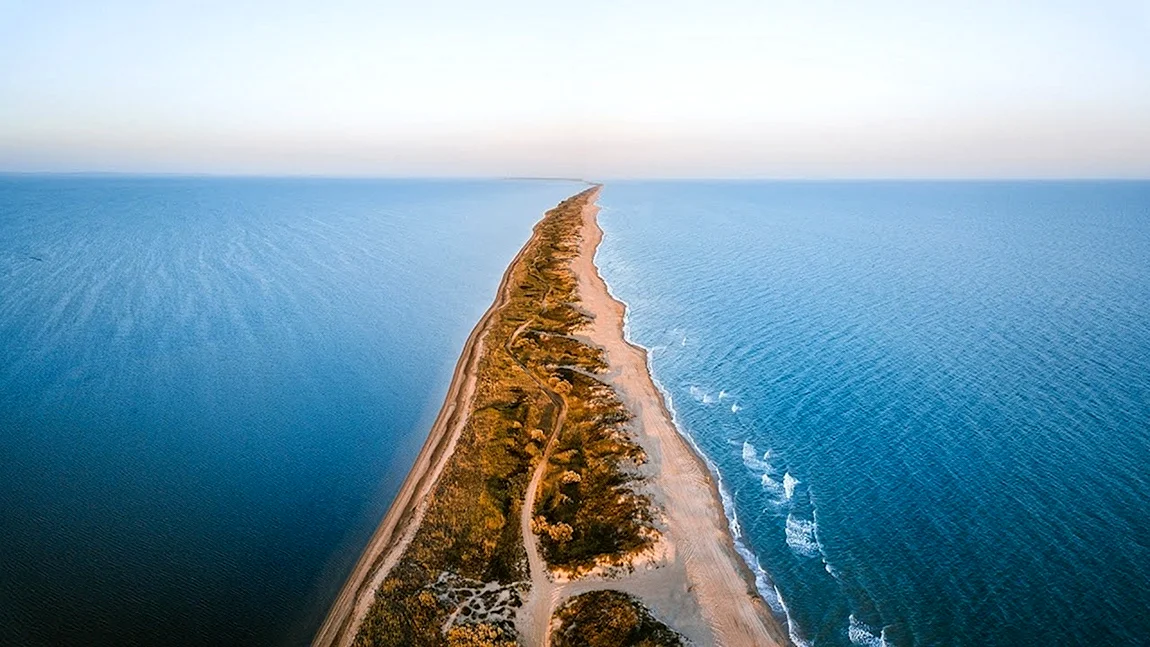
848,614 -> 885,647
785,513 -> 821,558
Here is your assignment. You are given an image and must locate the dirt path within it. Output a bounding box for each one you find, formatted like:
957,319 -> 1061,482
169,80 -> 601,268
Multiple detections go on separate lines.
508,335 -> 565,646
502,278 -> 567,647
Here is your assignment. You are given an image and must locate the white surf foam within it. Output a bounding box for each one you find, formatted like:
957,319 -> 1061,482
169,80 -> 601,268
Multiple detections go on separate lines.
775,587 -> 813,647
848,615 -> 885,647
595,249 -> 795,644
689,385 -> 717,404
761,472 -> 783,493
785,513 -> 820,558
783,472 -> 799,500
741,441 -> 775,473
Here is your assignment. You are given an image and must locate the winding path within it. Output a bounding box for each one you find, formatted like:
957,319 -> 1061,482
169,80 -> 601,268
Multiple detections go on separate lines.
502,276 -> 568,647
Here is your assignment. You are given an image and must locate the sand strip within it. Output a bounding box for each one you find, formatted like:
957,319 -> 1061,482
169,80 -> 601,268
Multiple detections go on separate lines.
562,188 -> 791,646
315,186 -> 791,646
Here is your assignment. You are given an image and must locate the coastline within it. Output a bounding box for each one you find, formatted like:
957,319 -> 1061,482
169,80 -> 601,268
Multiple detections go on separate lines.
311,216 -> 547,647
592,223 -> 789,622
570,190 -> 789,646
315,186 -> 790,646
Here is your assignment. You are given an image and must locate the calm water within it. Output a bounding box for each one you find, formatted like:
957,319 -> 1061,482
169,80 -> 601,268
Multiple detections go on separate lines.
595,182 -> 1150,647
0,176 -> 582,646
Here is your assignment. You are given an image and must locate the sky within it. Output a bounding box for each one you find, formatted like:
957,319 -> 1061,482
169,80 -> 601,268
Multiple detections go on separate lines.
1,0 -> 1149,178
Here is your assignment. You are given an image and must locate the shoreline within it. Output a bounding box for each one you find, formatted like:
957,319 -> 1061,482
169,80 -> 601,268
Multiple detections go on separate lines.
311,215 -> 551,647
570,190 -> 789,646
592,230 -> 789,619
315,186 -> 789,646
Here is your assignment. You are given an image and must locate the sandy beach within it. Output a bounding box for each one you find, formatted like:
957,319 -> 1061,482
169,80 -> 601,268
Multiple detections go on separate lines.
550,188 -> 788,646
315,186 -> 790,646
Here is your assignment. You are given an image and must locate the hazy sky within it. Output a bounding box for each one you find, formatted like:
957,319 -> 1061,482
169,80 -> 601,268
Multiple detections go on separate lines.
2,0 -> 1149,177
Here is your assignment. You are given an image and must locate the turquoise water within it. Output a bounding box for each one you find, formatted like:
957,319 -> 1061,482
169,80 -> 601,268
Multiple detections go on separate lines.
595,182 -> 1150,647
0,176 -> 582,646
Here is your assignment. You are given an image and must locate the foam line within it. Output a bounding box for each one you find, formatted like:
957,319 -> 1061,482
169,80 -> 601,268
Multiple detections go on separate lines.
593,233 -> 796,637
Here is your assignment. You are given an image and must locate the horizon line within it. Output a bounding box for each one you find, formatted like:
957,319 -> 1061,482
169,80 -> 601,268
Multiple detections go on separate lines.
3,171 -> 1150,182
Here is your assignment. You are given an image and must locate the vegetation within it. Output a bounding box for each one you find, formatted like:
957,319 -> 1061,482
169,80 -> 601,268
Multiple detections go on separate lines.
531,362 -> 653,572
354,188 -> 656,646
550,591 -> 684,647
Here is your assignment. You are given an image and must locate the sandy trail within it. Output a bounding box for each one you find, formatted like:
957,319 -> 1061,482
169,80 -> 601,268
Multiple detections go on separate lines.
500,258 -> 576,647
507,317 -> 566,647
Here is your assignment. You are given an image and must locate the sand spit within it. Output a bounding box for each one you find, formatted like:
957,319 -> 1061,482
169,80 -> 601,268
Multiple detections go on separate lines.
315,186 -> 789,646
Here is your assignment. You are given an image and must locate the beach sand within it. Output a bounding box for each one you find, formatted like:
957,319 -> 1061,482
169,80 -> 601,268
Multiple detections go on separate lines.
552,187 -> 788,646
315,186 -> 789,646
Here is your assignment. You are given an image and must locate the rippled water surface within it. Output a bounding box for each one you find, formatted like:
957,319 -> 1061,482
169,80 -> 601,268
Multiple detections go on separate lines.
595,181 -> 1150,647
0,176 -> 581,646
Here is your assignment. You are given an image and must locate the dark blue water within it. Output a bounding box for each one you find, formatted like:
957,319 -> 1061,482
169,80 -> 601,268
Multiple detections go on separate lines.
0,176 -> 582,646
595,182 -> 1150,647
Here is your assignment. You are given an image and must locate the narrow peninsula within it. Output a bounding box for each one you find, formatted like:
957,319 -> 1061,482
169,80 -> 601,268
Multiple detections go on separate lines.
314,187 -> 788,646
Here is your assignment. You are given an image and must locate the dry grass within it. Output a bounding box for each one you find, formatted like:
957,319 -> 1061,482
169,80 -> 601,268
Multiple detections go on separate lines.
354,189 -> 655,646
551,590 -> 684,647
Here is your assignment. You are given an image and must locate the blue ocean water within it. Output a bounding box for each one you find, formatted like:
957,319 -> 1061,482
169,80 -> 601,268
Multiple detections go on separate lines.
594,182 -> 1150,647
0,176 -> 582,646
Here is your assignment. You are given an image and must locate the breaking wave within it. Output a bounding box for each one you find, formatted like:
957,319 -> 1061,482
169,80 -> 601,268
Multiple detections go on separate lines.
785,513 -> 821,558
783,472 -> 799,500
848,615 -> 885,647
594,254 -> 795,640
741,441 -> 775,473
775,588 -> 813,647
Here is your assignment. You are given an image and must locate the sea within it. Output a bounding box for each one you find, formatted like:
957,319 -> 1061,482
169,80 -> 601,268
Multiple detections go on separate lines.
0,175 -> 583,646
4,178 -> 1148,647
593,181 -> 1150,647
